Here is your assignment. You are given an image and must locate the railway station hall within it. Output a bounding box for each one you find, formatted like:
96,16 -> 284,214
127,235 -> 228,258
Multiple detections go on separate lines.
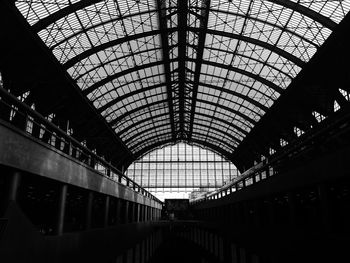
1,0 -> 350,262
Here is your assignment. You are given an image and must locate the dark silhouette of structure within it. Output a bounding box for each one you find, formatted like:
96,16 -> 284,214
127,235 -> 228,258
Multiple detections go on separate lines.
0,0 -> 350,262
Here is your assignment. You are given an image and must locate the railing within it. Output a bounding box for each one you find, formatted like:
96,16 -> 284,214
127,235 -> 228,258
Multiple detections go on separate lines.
0,87 -> 162,204
191,105 -> 350,204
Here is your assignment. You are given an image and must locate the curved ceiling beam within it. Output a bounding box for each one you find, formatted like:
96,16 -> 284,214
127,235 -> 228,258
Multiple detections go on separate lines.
123,117 -> 242,146
32,0 -> 332,46
83,59 -> 176,96
206,8 -> 319,47
188,27 -> 306,68
193,81 -> 269,112
91,73 -> 165,102
98,82 -> 169,112
98,78 -> 268,116
117,110 -> 248,139
76,47 -> 162,82
84,57 -> 283,101
124,125 -> 175,147
63,28 -> 176,69
125,124 -> 172,145
109,101 -> 169,127
129,128 -> 236,154
129,132 -> 172,150
194,44 -> 293,79
36,2 -> 320,55
198,59 -> 284,94
267,0 -> 336,30
118,112 -> 172,137
108,97 -> 257,128
32,0 -> 103,32
64,28 -> 302,86
132,138 -> 233,164
43,11 -> 156,49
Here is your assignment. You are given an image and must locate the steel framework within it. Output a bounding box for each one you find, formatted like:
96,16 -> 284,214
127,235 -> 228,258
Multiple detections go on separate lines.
12,0 -> 350,167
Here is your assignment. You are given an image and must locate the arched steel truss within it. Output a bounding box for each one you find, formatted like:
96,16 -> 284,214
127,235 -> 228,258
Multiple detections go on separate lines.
15,0 -> 350,161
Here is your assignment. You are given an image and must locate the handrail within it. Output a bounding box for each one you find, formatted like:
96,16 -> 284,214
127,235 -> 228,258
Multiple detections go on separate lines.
0,87 -> 162,204
191,105 -> 350,204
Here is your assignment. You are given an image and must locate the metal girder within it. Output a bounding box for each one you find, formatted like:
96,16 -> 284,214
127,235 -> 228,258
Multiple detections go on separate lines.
108,99 -> 168,127
118,112 -> 171,137
188,27 -> 306,68
204,8 -> 318,48
97,82 -> 171,113
80,51 -> 284,101
64,29 -> 296,97
32,0 -> 103,32
129,127 -> 235,154
40,10 -> 157,49
156,0 -> 176,140
77,47 -> 162,84
117,110 -> 249,139
177,0 -> 188,138
123,116 -> 242,146
188,0 -> 211,140
108,96 -> 257,129
63,28 -> 176,69
196,98 -> 258,124
194,81 -> 268,111
98,78 -> 267,120
195,58 -> 284,94
82,59 -> 176,96
124,123 -> 172,145
189,79 -> 269,111
132,137 -> 232,162
267,0 -> 336,30
85,56 -> 281,109
192,44 -> 294,79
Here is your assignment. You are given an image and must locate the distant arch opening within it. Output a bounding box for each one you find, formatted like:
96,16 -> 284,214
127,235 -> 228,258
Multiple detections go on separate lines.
125,142 -> 240,201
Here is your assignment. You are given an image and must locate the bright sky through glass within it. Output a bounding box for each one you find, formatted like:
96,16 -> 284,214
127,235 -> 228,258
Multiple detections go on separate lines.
125,142 -> 239,199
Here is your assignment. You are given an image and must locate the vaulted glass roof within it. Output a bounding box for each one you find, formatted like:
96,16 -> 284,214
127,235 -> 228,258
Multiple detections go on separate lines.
15,0 -> 350,159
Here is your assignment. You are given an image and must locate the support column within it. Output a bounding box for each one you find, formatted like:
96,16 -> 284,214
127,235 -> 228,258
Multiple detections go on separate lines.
104,196 -> 110,228
142,205 -> 146,222
130,202 -> 135,223
86,191 -> 94,230
8,170 -> 21,201
116,198 -> 122,224
56,184 -> 67,235
145,206 -> 149,221
136,203 -> 140,223
124,200 -> 129,223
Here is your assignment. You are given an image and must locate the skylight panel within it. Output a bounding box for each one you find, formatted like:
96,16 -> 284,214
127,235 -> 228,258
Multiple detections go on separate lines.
298,0 -> 350,23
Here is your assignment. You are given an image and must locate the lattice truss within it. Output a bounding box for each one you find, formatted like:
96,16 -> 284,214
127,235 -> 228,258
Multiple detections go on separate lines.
15,0 -> 350,159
